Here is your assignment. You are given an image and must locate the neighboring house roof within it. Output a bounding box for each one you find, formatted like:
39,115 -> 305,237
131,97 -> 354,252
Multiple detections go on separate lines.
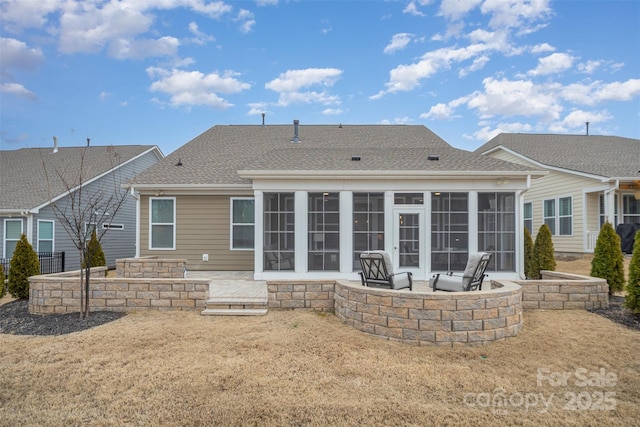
133,124 -> 542,188
475,133 -> 640,179
0,145 -> 161,212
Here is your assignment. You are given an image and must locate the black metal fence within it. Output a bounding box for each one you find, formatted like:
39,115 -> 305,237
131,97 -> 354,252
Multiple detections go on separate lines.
0,251 -> 65,277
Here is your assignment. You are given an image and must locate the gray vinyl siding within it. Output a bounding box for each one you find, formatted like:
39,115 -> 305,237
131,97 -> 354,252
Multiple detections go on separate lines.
140,194 -> 254,271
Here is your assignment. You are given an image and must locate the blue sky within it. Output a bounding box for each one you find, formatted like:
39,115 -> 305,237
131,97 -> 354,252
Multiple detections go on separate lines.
1,0 -> 639,155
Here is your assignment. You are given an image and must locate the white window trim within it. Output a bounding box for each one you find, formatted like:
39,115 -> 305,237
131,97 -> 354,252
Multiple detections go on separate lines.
37,220 -> 55,253
558,195 -> 573,236
3,218 -> 23,258
230,197 -> 255,251
523,202 -> 533,232
149,197 -> 176,250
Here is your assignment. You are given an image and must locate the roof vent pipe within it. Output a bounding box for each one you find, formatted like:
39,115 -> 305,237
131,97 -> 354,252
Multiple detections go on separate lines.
261,113 -> 265,126
86,137 -> 90,147
586,122 -> 589,136
292,119 -> 300,143
52,136 -> 58,154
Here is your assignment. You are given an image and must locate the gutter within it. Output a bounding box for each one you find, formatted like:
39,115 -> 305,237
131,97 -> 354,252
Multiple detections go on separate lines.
517,175 -> 532,280
130,187 -> 141,258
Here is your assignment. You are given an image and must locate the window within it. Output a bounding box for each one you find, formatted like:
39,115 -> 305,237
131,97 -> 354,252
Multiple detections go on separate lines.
150,197 -> 175,250
478,193 -> 515,272
543,199 -> 556,235
394,193 -> 424,205
431,192 -> 468,271
558,197 -> 572,236
308,192 -> 340,271
3,219 -> 22,259
623,194 -> 640,224
523,202 -> 533,233
264,193 -> 294,271
353,193 -> 385,270
38,220 -> 54,253
231,198 -> 255,250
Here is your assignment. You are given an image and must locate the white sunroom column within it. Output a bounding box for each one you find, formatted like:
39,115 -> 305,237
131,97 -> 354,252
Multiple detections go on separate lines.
294,191 -> 308,273
340,191 -> 353,274
253,190 -> 264,274
467,191 -> 479,253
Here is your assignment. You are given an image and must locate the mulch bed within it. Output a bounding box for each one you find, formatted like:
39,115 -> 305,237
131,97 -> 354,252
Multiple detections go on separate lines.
1,296 -> 638,336
0,299 -> 126,336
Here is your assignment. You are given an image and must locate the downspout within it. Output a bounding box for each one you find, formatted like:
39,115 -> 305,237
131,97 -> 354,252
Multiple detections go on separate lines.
20,211 -> 34,246
517,175 -> 532,279
130,187 -> 141,258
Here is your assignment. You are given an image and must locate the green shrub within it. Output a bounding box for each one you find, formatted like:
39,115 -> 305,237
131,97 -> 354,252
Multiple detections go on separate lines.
83,230 -> 106,268
624,230 -> 640,313
0,263 -> 6,299
7,234 -> 40,299
524,227 -> 535,279
532,224 -> 556,279
590,222 -> 625,295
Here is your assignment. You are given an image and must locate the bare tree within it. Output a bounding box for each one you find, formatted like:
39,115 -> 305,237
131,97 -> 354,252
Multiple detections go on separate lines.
42,138 -> 131,318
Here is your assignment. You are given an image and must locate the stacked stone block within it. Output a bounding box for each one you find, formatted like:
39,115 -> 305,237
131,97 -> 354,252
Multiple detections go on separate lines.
333,281 -> 523,347
116,257 -> 186,278
267,281 -> 335,312
518,271 -> 609,310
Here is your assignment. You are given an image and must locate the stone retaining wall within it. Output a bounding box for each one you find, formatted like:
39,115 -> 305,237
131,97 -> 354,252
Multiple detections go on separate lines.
333,281 -> 523,347
516,271 -> 609,310
29,269 -> 208,314
267,281 -> 335,312
116,257 -> 186,278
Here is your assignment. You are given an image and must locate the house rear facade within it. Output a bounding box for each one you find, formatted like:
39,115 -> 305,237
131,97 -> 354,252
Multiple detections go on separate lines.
131,123 -> 546,281
476,133 -> 640,255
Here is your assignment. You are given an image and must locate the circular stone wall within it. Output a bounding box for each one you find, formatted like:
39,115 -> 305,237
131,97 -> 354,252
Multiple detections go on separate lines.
334,281 -> 523,347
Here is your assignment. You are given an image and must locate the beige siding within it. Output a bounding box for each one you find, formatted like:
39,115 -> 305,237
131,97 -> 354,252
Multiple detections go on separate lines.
140,195 -> 254,271
486,149 -> 601,254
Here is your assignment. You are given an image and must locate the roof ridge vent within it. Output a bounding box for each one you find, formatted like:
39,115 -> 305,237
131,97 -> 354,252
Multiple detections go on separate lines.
291,119 -> 300,143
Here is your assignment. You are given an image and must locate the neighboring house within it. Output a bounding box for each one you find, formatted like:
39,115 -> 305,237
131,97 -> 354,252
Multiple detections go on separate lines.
130,122 -> 545,281
0,145 -> 164,270
476,133 -> 640,256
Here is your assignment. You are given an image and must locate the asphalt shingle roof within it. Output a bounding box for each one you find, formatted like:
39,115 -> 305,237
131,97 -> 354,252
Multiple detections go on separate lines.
0,145 -> 157,211
475,133 -> 640,178
133,124 -> 540,186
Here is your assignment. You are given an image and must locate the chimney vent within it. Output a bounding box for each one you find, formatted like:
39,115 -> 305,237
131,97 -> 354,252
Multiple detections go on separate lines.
52,136 -> 58,154
261,113 -> 265,126
586,122 -> 590,136
86,138 -> 90,147
291,119 -> 300,143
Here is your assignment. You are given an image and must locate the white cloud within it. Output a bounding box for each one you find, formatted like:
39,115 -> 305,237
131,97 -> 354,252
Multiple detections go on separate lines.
322,108 -> 344,115
0,82 -> 37,100
0,37 -> 45,76
265,68 -> 342,106
421,103 -> 457,120
187,22 -> 215,45
99,91 -> 113,102
256,0 -> 278,6
403,1 -> 426,17
235,9 -> 255,34
247,102 -> 269,116
458,55 -> 490,77
147,67 -> 250,109
558,79 -> 640,106
528,52 -> 574,76
560,109 -> 612,130
276,91 -> 341,107
471,121 -> 533,141
384,33 -> 413,54
108,36 -> 180,60
530,42 -> 555,54
481,0 -> 552,31
577,60 -> 601,74
439,0 -> 482,21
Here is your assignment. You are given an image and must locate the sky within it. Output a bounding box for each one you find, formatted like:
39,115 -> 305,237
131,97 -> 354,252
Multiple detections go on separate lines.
1,0 -> 639,156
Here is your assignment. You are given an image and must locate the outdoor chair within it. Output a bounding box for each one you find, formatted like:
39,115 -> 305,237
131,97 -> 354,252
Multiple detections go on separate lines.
359,251 -> 413,291
430,252 -> 492,292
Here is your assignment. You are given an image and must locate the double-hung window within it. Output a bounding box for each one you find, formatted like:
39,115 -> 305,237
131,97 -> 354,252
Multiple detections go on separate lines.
150,197 -> 175,250
231,198 -> 255,250
543,197 -> 572,236
3,219 -> 22,259
543,199 -> 556,235
38,220 -> 54,253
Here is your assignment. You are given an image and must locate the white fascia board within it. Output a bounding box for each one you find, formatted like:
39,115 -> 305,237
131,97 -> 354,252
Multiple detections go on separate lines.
482,146 -> 609,182
32,146 -> 163,212
131,183 -> 254,196
237,169 -> 545,180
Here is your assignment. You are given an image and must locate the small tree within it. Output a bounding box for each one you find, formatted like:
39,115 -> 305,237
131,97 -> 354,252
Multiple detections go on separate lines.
624,230 -> 640,313
524,227 -> 535,279
532,224 -> 556,279
591,222 -> 625,295
0,263 -> 6,299
7,234 -> 40,299
83,230 -> 106,268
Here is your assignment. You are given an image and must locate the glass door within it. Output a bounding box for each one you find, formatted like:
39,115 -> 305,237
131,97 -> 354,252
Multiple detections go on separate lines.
394,210 -> 423,274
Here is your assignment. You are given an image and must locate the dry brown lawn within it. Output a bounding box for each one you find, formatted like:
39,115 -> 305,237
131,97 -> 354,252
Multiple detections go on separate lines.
1,257 -> 638,426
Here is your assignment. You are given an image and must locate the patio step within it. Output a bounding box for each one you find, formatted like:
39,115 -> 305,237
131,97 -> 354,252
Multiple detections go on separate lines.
201,279 -> 268,316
